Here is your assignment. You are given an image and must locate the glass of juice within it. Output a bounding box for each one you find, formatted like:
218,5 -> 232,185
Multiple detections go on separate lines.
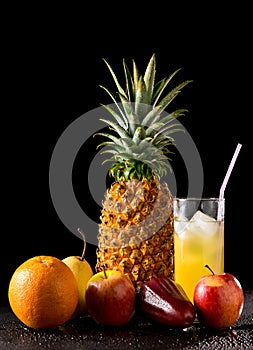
173,197 -> 225,302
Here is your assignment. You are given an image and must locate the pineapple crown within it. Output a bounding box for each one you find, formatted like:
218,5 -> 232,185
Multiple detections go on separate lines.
95,53 -> 192,181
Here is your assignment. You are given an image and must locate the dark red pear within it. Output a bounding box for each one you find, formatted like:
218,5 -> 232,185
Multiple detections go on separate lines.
138,276 -> 196,327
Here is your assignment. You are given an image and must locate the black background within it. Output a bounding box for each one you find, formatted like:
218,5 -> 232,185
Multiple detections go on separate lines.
2,4 -> 252,305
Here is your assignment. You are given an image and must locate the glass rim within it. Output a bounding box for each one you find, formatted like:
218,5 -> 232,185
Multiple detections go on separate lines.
173,197 -> 225,201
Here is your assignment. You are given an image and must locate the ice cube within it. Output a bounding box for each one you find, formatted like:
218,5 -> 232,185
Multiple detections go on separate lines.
174,211 -> 189,235
191,210 -> 216,222
187,210 -> 218,237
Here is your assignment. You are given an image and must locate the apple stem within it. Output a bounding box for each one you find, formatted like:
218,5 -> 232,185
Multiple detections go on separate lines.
205,264 -> 215,275
77,227 -> 86,261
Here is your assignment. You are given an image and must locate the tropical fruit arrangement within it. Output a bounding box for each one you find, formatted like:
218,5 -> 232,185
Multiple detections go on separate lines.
8,54 -> 244,330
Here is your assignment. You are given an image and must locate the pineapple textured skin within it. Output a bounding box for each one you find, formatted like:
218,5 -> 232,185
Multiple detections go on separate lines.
96,178 -> 174,292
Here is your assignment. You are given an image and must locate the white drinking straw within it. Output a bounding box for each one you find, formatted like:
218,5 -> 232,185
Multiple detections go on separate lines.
217,143 -> 242,221
215,143 -> 242,272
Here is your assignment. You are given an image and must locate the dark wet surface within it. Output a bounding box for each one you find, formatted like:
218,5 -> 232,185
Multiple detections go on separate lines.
0,289 -> 252,350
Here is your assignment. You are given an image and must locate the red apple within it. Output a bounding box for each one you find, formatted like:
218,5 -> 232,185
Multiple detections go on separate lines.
193,265 -> 244,329
85,269 -> 136,326
138,276 -> 196,328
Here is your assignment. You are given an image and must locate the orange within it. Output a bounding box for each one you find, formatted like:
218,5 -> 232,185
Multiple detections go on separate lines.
8,255 -> 79,329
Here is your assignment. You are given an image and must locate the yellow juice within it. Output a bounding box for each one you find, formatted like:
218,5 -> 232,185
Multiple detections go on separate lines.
174,216 -> 224,303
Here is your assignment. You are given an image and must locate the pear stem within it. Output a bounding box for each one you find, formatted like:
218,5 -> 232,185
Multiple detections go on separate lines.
205,264 -> 215,275
77,227 -> 87,261
102,266 -> 107,279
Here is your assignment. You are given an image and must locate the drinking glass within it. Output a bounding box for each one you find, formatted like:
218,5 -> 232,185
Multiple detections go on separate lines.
173,197 -> 225,302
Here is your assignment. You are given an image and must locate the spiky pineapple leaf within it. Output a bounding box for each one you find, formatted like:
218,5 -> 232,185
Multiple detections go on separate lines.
102,58 -> 127,99
100,104 -> 128,130
132,126 -> 146,144
99,119 -> 129,139
133,60 -> 139,98
135,76 -> 150,118
157,80 -> 193,112
141,107 -> 160,128
143,53 -> 156,105
95,133 -> 123,147
123,58 -> 134,101
152,68 -> 182,106
156,122 -> 184,137
99,85 -> 128,127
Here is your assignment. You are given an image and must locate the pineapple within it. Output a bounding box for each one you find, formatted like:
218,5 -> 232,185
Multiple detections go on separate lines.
95,53 -> 192,292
